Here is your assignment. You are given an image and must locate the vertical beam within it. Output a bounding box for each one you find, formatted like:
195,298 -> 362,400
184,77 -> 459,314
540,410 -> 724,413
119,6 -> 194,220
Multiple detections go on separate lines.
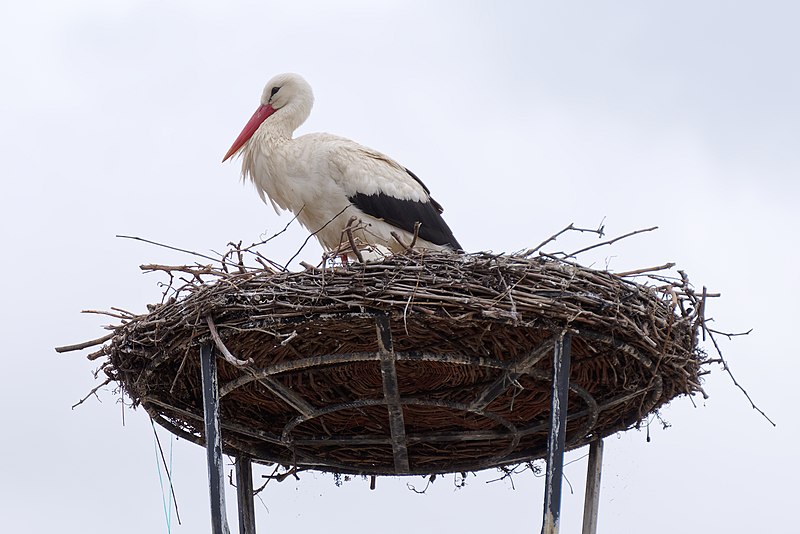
581,439 -> 604,534
200,343 -> 231,534
541,333 -> 572,534
236,456 -> 257,534
375,315 -> 410,474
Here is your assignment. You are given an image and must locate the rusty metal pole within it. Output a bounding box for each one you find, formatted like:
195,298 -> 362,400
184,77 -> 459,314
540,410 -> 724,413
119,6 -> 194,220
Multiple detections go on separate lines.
541,332 -> 572,534
201,343 -> 231,534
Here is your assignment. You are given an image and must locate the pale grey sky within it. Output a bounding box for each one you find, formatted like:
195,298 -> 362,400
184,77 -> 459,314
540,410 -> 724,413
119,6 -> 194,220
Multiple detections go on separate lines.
1,1 -> 797,532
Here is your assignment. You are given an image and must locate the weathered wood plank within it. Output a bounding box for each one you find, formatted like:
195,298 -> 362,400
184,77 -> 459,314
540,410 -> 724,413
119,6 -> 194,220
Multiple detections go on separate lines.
376,316 -> 410,473
201,343 -> 231,534
541,333 -> 572,534
581,439 -> 604,534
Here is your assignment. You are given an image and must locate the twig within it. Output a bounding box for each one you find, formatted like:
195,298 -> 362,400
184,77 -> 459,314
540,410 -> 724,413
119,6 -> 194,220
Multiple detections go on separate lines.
141,264 -> 230,277
259,211 -> 302,244
283,205 -> 350,269
615,263 -> 676,277
81,309 -> 134,321
408,221 -> 421,250
252,478 -> 269,496
521,223 -> 575,257
170,311 -> 202,394
279,331 -> 298,347
391,224 -> 422,253
703,326 -> 775,426
521,222 -> 605,257
87,346 -> 109,361
700,286 -> 707,341
205,316 -> 253,366
344,217 -> 365,263
391,231 -> 412,252
260,465 -> 303,482
567,226 -> 659,258
222,241 -> 247,274
117,235 -> 219,263
72,377 -> 112,409
706,328 -> 753,338
255,257 -> 276,271
56,333 -> 114,353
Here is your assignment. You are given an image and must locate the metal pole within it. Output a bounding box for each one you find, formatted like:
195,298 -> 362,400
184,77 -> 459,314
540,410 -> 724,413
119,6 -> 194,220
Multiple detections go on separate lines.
236,456 -> 257,534
581,439 -> 604,534
541,332 -> 572,534
201,343 -> 231,534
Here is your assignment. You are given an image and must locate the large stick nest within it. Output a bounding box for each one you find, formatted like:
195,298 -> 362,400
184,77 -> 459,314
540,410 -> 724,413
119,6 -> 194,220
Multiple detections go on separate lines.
71,242 -> 709,476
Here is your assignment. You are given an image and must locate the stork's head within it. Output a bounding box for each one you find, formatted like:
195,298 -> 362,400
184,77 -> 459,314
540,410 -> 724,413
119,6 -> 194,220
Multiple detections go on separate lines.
223,73 -> 315,162
260,73 -> 314,113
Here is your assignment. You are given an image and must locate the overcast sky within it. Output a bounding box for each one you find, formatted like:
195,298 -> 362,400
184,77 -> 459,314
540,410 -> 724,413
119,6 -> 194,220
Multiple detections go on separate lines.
2,1 -> 797,533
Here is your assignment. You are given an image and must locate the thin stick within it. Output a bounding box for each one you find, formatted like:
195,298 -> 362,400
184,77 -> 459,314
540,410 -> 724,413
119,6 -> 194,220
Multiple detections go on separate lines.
521,223 -> 575,257
240,209 -> 301,251
283,205 -> 350,269
72,377 -> 112,409
409,222 -> 421,250
56,333 -> 115,353
81,309 -> 134,321
568,226 -> 659,257
170,311 -> 202,394
141,264 -> 227,277
117,235 -> 219,263
704,326 -> 775,426
344,217 -> 365,263
390,222 -> 422,253
706,328 -> 753,338
521,222 -> 605,257
615,263 -> 676,277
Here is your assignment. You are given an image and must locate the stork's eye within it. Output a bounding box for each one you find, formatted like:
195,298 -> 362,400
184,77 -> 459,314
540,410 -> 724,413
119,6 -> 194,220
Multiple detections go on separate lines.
270,86 -> 280,97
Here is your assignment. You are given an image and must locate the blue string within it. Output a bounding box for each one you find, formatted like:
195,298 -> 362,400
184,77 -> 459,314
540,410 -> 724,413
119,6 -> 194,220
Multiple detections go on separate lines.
151,420 -> 172,533
167,434 -> 174,531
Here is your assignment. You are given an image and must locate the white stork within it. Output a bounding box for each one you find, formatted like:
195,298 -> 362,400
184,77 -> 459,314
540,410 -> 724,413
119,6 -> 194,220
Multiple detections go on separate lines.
222,73 -> 462,255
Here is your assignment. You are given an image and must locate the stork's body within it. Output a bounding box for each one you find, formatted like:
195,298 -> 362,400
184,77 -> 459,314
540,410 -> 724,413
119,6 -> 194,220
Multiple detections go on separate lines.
223,73 -> 461,254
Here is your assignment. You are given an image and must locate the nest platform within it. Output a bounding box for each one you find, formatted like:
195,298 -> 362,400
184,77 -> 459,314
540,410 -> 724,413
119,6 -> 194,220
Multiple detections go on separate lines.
85,252 -> 705,476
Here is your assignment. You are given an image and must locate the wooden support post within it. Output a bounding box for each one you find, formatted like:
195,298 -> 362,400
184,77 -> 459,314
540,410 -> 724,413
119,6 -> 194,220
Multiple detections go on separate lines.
376,315 -> 410,474
236,456 -> 257,534
201,343 -> 231,534
541,333 -> 572,534
581,439 -> 604,534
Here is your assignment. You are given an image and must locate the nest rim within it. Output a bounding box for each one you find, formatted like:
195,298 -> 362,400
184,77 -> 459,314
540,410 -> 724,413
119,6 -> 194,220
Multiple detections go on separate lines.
92,252 -> 705,476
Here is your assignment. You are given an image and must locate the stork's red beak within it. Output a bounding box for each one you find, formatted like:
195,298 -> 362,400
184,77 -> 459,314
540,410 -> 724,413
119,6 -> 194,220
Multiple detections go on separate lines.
222,104 -> 277,162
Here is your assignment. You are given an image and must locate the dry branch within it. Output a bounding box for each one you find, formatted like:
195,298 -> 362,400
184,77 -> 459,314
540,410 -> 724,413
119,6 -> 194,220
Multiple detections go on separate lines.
56,333 -> 115,354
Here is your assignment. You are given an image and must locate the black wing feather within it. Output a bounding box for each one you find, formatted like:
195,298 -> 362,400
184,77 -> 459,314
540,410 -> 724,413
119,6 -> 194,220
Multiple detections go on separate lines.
348,191 -> 462,251
404,168 -> 444,213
